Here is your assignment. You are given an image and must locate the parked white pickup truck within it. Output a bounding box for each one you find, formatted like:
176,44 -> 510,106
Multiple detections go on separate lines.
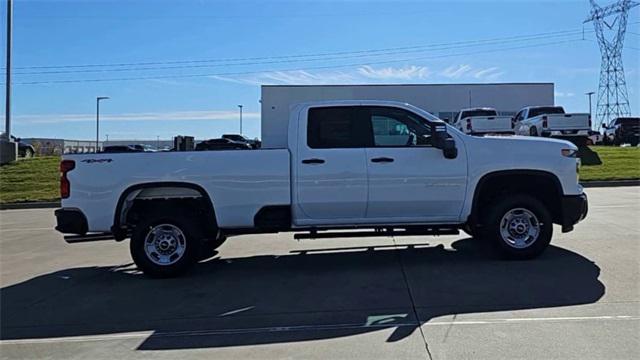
514,106 -> 591,141
55,101 -> 588,277
452,107 -> 514,135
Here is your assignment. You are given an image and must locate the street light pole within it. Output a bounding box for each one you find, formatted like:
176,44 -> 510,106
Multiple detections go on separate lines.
585,91 -> 595,129
238,105 -> 243,134
4,0 -> 12,140
96,96 -> 109,152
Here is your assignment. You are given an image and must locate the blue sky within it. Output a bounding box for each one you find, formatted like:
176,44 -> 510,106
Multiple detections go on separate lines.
1,0 -> 638,140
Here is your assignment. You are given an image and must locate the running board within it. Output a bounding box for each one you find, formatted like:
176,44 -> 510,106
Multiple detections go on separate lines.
294,228 -> 459,240
64,233 -> 115,244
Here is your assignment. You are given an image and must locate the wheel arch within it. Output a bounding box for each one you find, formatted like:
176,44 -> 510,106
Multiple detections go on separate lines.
112,182 -> 217,240
469,170 -> 564,227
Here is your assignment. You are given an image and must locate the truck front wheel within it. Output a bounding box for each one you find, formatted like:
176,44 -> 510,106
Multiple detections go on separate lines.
480,195 -> 552,259
130,215 -> 200,277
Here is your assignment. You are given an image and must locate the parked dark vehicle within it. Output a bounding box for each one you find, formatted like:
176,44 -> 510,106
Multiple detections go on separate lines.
603,117 -> 640,146
222,134 -> 262,148
8,135 -> 36,158
103,145 -> 144,153
195,138 -> 252,151
131,144 -> 157,152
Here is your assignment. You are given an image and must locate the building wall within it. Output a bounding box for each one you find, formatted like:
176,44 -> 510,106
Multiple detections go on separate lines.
260,83 -> 554,148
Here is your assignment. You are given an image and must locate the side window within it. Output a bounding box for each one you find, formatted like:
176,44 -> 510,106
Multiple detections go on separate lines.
366,107 -> 433,147
307,107 -> 367,149
514,111 -> 524,122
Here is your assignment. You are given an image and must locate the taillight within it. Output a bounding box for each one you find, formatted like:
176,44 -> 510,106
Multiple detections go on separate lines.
466,119 -> 472,131
542,116 -> 548,128
60,160 -> 75,199
511,118 -> 515,129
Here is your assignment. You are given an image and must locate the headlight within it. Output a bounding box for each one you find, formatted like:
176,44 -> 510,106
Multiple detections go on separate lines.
561,148 -> 577,158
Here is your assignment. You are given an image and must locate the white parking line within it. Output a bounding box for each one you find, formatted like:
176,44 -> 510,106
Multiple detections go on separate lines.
1,315 -> 637,345
0,227 -> 53,232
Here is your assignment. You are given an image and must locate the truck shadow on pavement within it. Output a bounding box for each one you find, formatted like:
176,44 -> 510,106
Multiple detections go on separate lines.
0,238 -> 604,351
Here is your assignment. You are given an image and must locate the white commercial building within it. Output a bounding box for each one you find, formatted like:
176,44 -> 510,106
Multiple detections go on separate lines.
260,83 -> 554,148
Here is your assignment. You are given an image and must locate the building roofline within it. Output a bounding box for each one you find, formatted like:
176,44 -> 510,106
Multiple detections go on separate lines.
262,82 -> 554,88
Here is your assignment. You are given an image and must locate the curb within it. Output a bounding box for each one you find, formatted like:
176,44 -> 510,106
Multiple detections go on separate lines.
0,201 -> 60,210
580,180 -> 640,188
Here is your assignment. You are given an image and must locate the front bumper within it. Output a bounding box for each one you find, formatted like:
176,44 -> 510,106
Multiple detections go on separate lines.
55,208 -> 88,235
560,193 -> 588,233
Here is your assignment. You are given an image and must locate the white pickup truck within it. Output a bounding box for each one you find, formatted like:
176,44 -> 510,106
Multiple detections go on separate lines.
452,107 -> 514,135
514,106 -> 591,141
55,100 -> 588,277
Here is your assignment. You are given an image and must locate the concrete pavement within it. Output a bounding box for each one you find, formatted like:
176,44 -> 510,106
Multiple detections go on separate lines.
0,187 -> 638,359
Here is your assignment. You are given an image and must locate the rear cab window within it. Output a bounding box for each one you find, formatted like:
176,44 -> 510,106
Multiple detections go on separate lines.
460,109 -> 498,118
528,106 -> 565,118
307,107 -> 370,149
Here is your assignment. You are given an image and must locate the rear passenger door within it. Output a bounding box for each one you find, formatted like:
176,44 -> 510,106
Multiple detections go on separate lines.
293,106 -> 370,225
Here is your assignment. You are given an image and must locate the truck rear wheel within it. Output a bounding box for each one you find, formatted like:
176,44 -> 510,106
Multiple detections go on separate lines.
480,194 -> 552,260
130,215 -> 200,277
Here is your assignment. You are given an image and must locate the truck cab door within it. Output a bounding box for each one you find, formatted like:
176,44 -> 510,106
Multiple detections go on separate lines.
292,106 -> 369,226
362,106 -> 467,223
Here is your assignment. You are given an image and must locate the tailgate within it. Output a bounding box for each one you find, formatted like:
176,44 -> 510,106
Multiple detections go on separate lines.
547,113 -> 590,130
470,116 -> 513,132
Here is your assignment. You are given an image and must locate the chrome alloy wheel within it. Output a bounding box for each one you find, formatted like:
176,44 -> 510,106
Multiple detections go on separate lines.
144,224 -> 187,266
499,208 -> 541,249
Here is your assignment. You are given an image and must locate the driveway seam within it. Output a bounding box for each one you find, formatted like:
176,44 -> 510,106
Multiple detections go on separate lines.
392,236 -> 434,360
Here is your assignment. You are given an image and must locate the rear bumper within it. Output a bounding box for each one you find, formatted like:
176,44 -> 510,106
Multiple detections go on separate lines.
560,193 -> 588,233
55,208 -> 88,235
55,208 -> 117,243
470,130 -> 515,135
543,129 -> 590,137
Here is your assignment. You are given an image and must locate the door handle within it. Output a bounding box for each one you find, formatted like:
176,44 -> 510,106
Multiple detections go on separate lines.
370,157 -> 394,163
302,158 -> 325,164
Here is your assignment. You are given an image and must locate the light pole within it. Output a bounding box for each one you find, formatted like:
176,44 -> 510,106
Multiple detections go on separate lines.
96,96 -> 109,152
4,0 -> 12,140
585,91 -> 595,129
238,105 -> 243,134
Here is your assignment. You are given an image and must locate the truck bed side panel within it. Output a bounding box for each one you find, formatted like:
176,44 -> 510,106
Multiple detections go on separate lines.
62,150 -> 291,232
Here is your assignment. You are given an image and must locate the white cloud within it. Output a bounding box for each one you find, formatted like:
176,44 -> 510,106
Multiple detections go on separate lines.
440,64 -> 472,79
440,64 -> 504,81
211,70 -> 357,86
357,65 -> 430,80
212,64 -> 502,86
15,110 -> 260,124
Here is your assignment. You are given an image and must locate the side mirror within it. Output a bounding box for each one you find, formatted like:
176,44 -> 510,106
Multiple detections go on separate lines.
442,138 -> 458,159
431,124 -> 458,159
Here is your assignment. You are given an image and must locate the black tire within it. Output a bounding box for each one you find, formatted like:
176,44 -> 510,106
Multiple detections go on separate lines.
479,194 -> 552,260
529,127 -> 539,137
130,214 -> 201,278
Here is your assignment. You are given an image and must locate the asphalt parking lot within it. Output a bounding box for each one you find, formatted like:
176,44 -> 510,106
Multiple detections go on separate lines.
0,187 -> 638,359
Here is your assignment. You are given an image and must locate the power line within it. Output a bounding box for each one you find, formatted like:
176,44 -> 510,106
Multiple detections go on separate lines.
7,38 -> 582,85
4,26 -> 595,71
12,31 -> 590,76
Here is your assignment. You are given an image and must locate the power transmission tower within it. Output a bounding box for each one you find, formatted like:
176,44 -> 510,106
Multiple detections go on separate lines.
584,0 -> 639,129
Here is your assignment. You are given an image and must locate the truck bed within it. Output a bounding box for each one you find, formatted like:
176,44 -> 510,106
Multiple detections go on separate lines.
63,149 -> 291,232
